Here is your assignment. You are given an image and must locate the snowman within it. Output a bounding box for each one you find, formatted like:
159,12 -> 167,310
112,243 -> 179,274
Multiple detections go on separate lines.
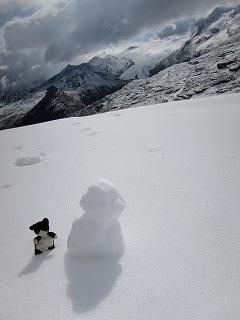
67,179 -> 125,257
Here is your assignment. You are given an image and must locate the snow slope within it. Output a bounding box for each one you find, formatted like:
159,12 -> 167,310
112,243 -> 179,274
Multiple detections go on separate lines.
119,35 -> 189,80
1,93 -> 240,320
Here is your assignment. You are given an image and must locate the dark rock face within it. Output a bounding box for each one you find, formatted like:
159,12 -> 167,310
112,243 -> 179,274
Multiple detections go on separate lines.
13,86 -> 86,128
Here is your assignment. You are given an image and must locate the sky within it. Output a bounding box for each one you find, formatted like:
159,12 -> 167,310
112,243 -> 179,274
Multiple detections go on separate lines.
0,0 -> 239,92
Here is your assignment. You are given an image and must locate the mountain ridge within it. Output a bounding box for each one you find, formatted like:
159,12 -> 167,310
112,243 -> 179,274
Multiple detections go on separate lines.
12,86 -> 86,128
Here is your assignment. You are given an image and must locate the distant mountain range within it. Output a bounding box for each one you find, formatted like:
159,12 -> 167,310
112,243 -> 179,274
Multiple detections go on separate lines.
0,4 -> 240,130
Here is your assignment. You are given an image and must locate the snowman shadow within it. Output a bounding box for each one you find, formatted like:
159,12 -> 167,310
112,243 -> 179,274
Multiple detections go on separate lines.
64,252 -> 122,313
18,251 -> 54,277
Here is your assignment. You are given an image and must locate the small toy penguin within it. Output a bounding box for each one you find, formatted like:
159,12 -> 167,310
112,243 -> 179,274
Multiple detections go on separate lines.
29,218 -> 57,255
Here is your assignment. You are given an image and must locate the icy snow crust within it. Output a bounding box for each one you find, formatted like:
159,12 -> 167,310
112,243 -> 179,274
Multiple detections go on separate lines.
1,93 -> 240,319
67,179 -> 125,257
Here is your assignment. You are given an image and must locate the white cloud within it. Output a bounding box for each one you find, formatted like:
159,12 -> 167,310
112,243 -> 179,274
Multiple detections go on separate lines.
0,65 -> 8,70
1,75 -> 9,89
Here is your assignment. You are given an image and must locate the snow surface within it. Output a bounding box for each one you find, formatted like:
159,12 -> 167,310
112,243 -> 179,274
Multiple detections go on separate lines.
67,179 -> 125,257
0,93 -> 240,319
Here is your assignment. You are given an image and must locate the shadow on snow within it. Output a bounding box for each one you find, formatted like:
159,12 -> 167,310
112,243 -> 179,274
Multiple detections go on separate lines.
64,252 -> 122,313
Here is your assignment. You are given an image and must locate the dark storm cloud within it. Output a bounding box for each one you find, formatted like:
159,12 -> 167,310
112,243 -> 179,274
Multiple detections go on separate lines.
0,0 -> 239,91
43,0 -> 239,62
0,7 -> 34,27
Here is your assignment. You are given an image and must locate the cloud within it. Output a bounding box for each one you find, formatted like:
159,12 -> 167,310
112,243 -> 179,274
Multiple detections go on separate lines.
158,19 -> 194,38
0,0 -> 239,91
0,1 -> 70,91
0,46 -> 63,92
1,75 -> 9,90
0,0 -> 61,12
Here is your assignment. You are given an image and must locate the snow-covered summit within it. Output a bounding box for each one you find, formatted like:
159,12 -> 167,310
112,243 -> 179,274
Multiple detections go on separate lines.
119,35 -> 189,80
42,55 -> 134,105
0,55 -> 134,129
191,5 -> 240,54
150,5 -> 240,75
88,55 -> 134,78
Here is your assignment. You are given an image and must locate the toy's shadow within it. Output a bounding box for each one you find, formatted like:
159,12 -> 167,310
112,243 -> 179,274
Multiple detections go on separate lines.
18,251 -> 54,277
64,252 -> 122,313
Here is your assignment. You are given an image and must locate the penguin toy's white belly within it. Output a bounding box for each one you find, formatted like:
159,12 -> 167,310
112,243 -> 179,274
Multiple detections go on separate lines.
36,234 -> 54,251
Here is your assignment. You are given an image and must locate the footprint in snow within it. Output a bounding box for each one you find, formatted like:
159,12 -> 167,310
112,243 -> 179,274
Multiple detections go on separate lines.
15,156 -> 42,167
114,114 -> 122,117
81,127 -> 91,132
88,132 -> 99,136
150,148 -> 159,153
13,145 -> 24,150
73,122 -> 82,126
1,183 -> 11,189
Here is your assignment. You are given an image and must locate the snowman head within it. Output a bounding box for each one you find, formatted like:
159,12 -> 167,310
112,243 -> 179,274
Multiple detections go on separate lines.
80,179 -> 125,223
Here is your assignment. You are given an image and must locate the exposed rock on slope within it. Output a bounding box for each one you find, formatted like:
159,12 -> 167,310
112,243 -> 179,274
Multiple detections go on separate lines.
12,86 -> 86,128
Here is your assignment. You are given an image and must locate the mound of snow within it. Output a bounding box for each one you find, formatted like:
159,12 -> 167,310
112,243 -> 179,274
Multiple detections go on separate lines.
67,179 -> 125,257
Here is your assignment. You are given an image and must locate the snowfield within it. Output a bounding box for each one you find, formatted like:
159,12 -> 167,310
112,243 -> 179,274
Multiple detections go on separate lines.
0,93 -> 240,319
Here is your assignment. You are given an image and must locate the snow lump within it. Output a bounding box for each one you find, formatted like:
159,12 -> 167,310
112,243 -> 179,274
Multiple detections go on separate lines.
67,179 -> 125,257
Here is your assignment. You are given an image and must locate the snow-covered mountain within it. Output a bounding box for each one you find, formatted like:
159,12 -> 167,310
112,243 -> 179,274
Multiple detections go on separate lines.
1,93 -> 240,319
89,41 -> 240,112
0,55 -> 133,130
118,35 -> 189,80
0,4 -> 240,130
150,5 -> 240,75
88,5 -> 240,112
42,55 -> 134,105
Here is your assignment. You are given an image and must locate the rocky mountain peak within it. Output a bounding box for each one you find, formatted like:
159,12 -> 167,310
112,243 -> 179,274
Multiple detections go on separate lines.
192,6 -> 233,37
150,4 -> 240,76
